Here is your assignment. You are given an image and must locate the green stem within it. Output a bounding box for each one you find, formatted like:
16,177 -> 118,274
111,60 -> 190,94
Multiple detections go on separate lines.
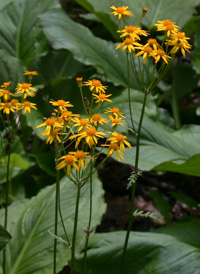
82,162 -> 93,274
3,152 -> 11,274
54,148 -> 60,274
171,88 -> 181,129
120,91 -> 148,274
127,51 -> 136,134
70,184 -> 81,274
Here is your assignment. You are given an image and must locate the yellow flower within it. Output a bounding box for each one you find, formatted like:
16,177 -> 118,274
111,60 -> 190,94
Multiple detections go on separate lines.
101,143 -> 124,161
144,38 -> 159,50
107,132 -> 131,151
22,101 -> 37,114
135,45 -> 155,64
70,126 -> 105,148
36,117 -> 61,136
110,6 -> 134,20
154,49 -> 171,64
15,83 -> 36,98
93,92 -> 112,104
0,90 -> 14,101
118,25 -> 149,41
91,114 -> 108,127
170,41 -> 191,57
166,32 -> 192,57
83,79 -> 107,93
73,117 -> 90,132
49,99 -> 73,110
46,129 -> 62,145
57,154 -> 79,175
69,150 -> 93,170
24,71 -> 38,76
116,38 -> 142,53
1,81 -> 11,88
109,115 -> 125,127
154,19 -> 179,36
61,110 -> 78,123
0,102 -> 15,114
104,107 -> 125,118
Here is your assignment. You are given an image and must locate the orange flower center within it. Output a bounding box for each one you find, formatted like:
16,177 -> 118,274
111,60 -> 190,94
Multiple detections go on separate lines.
24,101 -> 31,106
178,42 -> 183,48
53,130 -> 59,136
64,155 -> 74,164
166,25 -> 174,31
99,94 -> 106,99
5,102 -> 11,108
3,82 -> 10,87
116,134 -> 125,142
91,79 -> 101,87
148,38 -> 157,45
22,83 -> 30,89
11,99 -> 19,104
110,143 -> 119,150
80,119 -> 88,126
46,118 -> 55,126
112,107 -> 119,114
143,46 -> 152,53
3,90 -> 9,95
126,25 -> 137,33
116,7 -> 125,14
113,118 -> 120,124
86,127 -> 96,136
163,19 -> 172,26
156,49 -> 165,56
76,77 -> 83,82
57,117 -> 64,123
177,32 -> 185,39
125,38 -> 134,45
56,100 -> 66,106
75,150 -> 85,159
92,114 -> 101,121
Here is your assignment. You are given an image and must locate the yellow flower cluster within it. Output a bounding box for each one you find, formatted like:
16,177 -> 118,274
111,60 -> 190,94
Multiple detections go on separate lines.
111,5 -> 192,62
0,71 -> 38,115
36,78 -> 132,177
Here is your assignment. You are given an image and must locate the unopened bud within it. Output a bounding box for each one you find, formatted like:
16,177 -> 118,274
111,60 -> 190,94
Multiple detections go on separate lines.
142,7 -> 148,17
76,77 -> 83,88
43,117 -> 47,121
51,112 -> 56,117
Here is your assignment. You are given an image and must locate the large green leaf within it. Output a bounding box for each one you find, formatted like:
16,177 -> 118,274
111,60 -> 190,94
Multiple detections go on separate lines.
0,0 -> 60,65
0,174 -> 106,273
192,29 -> 200,74
74,222 -> 200,274
40,9 -> 141,89
0,226 -> 12,251
76,0 -> 200,29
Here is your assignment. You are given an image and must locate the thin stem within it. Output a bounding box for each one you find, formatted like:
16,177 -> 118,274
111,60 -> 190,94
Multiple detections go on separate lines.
127,51 -> 136,134
3,152 -> 11,274
53,147 -> 60,274
82,161 -> 93,274
70,184 -> 81,274
171,88 -> 181,129
79,86 -> 88,116
120,91 -> 148,274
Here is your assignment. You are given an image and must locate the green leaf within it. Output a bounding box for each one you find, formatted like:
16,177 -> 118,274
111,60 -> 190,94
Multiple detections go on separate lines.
192,29 -> 200,74
182,16 -> 200,36
0,174 -> 106,273
40,9 -> 140,89
0,226 -> 12,251
0,50 -> 25,89
150,189 -> 172,223
0,153 -> 33,184
74,223 -> 200,274
78,0 -> 200,28
0,0 -> 60,65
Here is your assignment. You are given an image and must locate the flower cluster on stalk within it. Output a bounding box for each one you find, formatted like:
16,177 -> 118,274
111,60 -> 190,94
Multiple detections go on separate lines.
0,71 -> 38,115
36,78 -> 132,179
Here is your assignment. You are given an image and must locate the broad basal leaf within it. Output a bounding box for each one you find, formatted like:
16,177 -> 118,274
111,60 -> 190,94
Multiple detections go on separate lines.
40,9 -> 141,89
77,0 -> 200,29
0,0 -> 60,65
0,226 -> 12,251
74,222 -> 200,274
0,174 -> 106,273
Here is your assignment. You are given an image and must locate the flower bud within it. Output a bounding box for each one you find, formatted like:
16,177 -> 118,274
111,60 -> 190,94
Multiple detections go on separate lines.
142,7 -> 148,17
76,77 -> 83,88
